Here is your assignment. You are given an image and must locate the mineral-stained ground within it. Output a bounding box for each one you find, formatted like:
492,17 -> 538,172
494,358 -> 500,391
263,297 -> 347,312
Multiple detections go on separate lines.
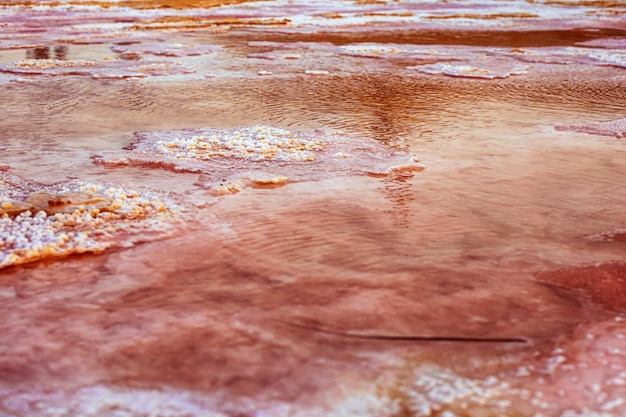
1,0 -> 626,416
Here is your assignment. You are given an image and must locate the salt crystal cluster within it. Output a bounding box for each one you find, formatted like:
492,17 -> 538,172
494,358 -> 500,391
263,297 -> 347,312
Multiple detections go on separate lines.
153,125 -> 325,162
0,171 -> 191,269
408,366 -> 518,417
403,316 -> 626,416
93,125 -> 423,195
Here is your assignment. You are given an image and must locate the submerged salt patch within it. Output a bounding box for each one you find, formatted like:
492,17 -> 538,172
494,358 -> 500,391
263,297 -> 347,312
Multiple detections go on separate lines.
93,125 -> 423,195
0,58 -> 195,79
0,171 -> 195,269
587,50 -> 626,69
397,316 -> 626,417
407,365 -> 520,417
585,229 -> 626,243
110,42 -> 220,57
555,117 -> 626,139
504,46 -> 590,65
578,38 -> 626,49
407,59 -> 528,79
338,43 -> 478,62
0,385 -> 227,417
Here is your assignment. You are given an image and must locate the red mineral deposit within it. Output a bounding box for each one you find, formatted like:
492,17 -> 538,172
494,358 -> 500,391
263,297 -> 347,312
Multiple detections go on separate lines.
1,0 -> 626,416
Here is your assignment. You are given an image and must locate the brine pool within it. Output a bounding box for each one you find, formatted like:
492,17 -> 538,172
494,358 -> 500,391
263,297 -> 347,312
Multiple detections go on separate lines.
0,1 -> 626,416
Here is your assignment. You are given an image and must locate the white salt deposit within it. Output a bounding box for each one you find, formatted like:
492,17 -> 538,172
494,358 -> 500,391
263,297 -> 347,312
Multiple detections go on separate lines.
555,117 -> 626,139
93,125 -> 423,195
0,59 -> 195,79
0,171 -> 199,269
407,60 -> 528,79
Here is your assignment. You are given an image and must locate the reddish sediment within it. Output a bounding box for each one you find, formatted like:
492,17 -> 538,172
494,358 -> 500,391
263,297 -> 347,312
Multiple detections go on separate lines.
0,0 -> 626,416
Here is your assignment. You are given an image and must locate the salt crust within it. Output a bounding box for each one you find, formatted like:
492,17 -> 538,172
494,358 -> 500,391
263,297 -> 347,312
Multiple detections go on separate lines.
1,384 -> 402,417
555,117 -> 626,139
93,125 -> 423,195
110,42 -> 221,57
405,317 -> 626,417
0,58 -> 195,79
0,171 -> 197,269
2,317 -> 626,416
337,43 -> 478,62
407,60 -> 528,79
0,385 -> 227,417
504,46 -> 626,68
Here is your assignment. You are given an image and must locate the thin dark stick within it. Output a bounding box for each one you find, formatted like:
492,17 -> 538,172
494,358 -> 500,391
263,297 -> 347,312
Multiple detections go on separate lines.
278,320 -> 527,344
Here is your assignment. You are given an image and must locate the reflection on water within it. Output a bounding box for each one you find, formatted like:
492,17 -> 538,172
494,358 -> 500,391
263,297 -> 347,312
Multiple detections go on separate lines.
231,27 -> 626,48
1,2 -> 626,415
25,45 -> 68,60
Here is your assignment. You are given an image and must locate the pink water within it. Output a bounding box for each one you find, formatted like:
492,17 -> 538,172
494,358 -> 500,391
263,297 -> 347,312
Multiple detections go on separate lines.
1,1 -> 626,416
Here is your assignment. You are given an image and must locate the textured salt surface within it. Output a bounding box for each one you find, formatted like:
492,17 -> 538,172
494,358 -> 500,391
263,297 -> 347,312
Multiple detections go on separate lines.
555,117 -> 626,139
403,317 -> 626,417
93,125 -> 423,195
587,49 -> 626,69
338,43 -> 479,62
0,58 -> 196,79
503,46 -> 591,65
2,317 -> 626,417
0,170 -> 202,269
246,41 -> 336,61
407,59 -> 528,79
110,42 -> 220,57
501,46 -> 626,69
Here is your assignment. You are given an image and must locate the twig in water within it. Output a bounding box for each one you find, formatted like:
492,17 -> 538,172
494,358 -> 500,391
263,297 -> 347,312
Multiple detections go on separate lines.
277,320 -> 527,344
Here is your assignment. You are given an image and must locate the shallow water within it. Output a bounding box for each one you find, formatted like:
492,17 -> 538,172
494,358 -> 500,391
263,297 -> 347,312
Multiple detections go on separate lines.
1,0 -> 626,416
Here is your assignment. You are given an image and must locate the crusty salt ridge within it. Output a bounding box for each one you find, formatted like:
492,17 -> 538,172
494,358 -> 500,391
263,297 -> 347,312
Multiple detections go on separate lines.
110,42 -> 221,57
0,59 -> 195,79
407,59 -> 528,79
337,43 -> 480,62
555,117 -> 626,139
93,125 -> 424,195
0,170 -> 206,269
